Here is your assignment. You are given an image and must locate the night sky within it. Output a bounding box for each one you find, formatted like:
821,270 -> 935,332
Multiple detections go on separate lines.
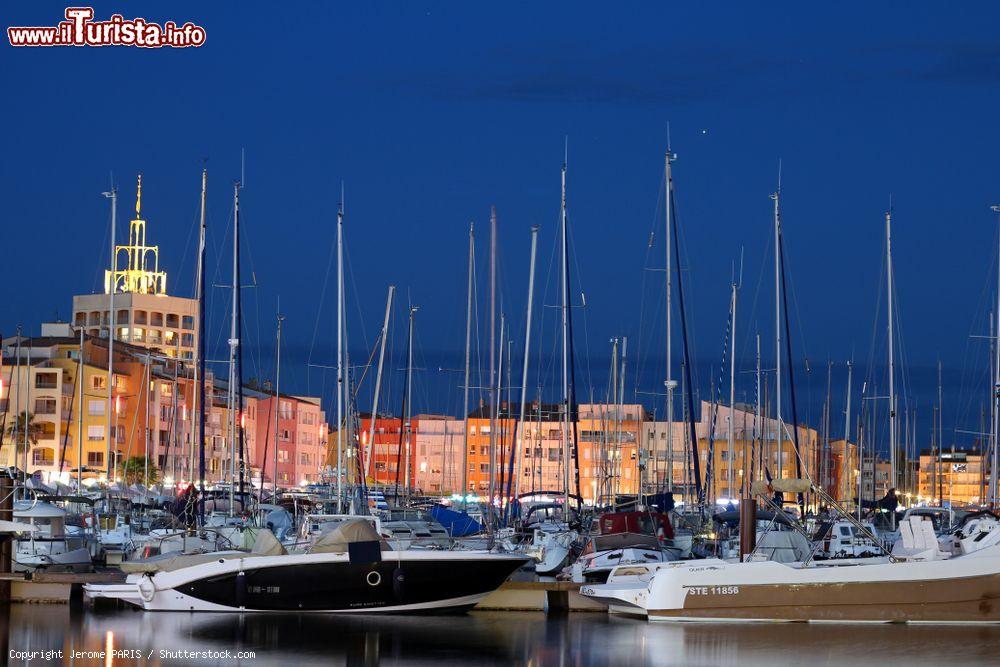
5,2 -> 1000,457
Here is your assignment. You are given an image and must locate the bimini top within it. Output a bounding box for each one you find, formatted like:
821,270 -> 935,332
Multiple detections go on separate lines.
13,500 -> 66,519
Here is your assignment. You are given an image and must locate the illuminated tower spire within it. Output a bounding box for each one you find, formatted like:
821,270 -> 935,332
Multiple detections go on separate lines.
104,173 -> 167,295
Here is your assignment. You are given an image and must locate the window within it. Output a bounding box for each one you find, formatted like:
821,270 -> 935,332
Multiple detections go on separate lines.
181,333 -> 194,347
88,399 -> 105,416
151,312 -> 164,327
34,399 -> 57,415
278,450 -> 289,462
87,425 -> 104,441
87,451 -> 104,467
92,375 -> 107,391
32,448 -> 54,466
182,315 -> 194,330
134,311 -> 148,325
479,463 -> 489,473
166,313 -> 179,328
300,453 -> 311,465
547,448 -> 560,462
35,372 -> 58,389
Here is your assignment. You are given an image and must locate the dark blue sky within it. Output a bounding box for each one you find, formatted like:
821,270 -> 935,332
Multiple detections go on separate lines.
5,2 -> 1000,453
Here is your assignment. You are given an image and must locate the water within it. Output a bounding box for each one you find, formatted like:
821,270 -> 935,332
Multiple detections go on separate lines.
3,604 -> 1000,666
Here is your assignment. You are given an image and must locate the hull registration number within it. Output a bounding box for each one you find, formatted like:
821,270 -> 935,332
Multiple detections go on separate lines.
686,586 -> 740,596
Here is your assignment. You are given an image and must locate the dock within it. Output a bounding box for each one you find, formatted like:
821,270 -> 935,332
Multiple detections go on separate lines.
0,571 -> 125,604
0,571 -> 605,612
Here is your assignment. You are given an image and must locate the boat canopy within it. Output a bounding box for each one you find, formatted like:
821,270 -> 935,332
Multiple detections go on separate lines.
13,501 -> 66,519
309,518 -> 382,554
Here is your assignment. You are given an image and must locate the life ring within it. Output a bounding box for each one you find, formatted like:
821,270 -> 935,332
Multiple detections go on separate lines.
138,576 -> 156,602
366,570 -> 381,587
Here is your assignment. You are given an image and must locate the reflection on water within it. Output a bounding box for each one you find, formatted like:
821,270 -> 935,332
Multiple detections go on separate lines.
2,603 -> 1000,666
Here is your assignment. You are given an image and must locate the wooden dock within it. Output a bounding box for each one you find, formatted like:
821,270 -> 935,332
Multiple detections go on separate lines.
0,571 -> 125,604
476,580 -> 606,613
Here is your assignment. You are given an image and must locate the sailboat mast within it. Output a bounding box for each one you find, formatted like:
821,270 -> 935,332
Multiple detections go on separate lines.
755,333 -> 762,484
991,205 -> 1000,506
560,157 -> 571,512
462,224 -> 474,509
489,207 -> 497,512
235,182 -> 246,506
336,191 -> 345,511
665,148 -> 675,494
886,210 -> 897,496
272,310 -> 283,495
77,326 -> 84,490
771,184 -> 783,479
365,286 -> 394,484
843,360 -> 853,504
727,280 -> 737,501
405,306 -> 417,501
227,182 -> 241,517
197,169 -> 208,524
513,226 -> 539,501
102,185 -> 117,484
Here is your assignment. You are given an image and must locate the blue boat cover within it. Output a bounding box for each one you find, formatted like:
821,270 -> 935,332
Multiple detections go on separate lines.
431,504 -> 483,537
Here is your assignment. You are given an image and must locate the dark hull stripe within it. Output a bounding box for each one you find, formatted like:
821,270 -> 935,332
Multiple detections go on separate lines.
180,558 -> 524,612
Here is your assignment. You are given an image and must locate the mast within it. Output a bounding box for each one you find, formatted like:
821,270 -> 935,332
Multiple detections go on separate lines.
404,306 -> 417,501
76,326 -> 84,490
560,156 -> 571,512
665,147 -> 676,493
462,224 -> 474,509
365,286 -> 394,484
272,309 -> 283,496
991,205 -> 1000,506
512,226 -> 539,502
235,181 -> 247,509
489,206 -> 497,515
336,189 -> 345,512
196,169 -> 208,525
102,185 -> 117,485
227,181 -> 242,517
727,279 -> 737,501
771,182 -> 783,479
843,360 -> 853,504
755,334 -> 762,484
886,209 -> 897,499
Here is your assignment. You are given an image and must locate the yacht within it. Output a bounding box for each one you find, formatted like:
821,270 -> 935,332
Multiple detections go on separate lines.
85,519 -> 527,613
582,498 -> 1000,623
12,501 -> 93,572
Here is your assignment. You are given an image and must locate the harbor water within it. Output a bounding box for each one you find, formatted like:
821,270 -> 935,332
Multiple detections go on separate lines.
3,604 -> 1000,666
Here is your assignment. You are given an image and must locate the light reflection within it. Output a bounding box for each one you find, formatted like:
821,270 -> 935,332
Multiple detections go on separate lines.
0,605 -> 998,666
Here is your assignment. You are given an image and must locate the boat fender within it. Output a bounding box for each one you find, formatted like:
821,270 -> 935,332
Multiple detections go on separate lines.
235,571 -> 246,609
392,567 -> 405,601
138,576 -> 156,603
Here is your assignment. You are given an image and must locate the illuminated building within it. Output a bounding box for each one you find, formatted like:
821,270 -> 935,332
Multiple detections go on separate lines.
72,174 -> 198,360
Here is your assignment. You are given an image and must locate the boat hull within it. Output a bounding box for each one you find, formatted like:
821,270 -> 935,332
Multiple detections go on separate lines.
87,551 -> 527,614
641,554 -> 1000,624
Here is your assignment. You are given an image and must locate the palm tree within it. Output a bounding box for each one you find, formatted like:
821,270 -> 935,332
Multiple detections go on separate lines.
118,456 -> 160,486
2,411 -> 41,468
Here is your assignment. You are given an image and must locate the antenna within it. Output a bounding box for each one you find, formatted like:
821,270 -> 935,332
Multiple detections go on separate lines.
241,148 -> 246,188
564,136 -> 568,167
